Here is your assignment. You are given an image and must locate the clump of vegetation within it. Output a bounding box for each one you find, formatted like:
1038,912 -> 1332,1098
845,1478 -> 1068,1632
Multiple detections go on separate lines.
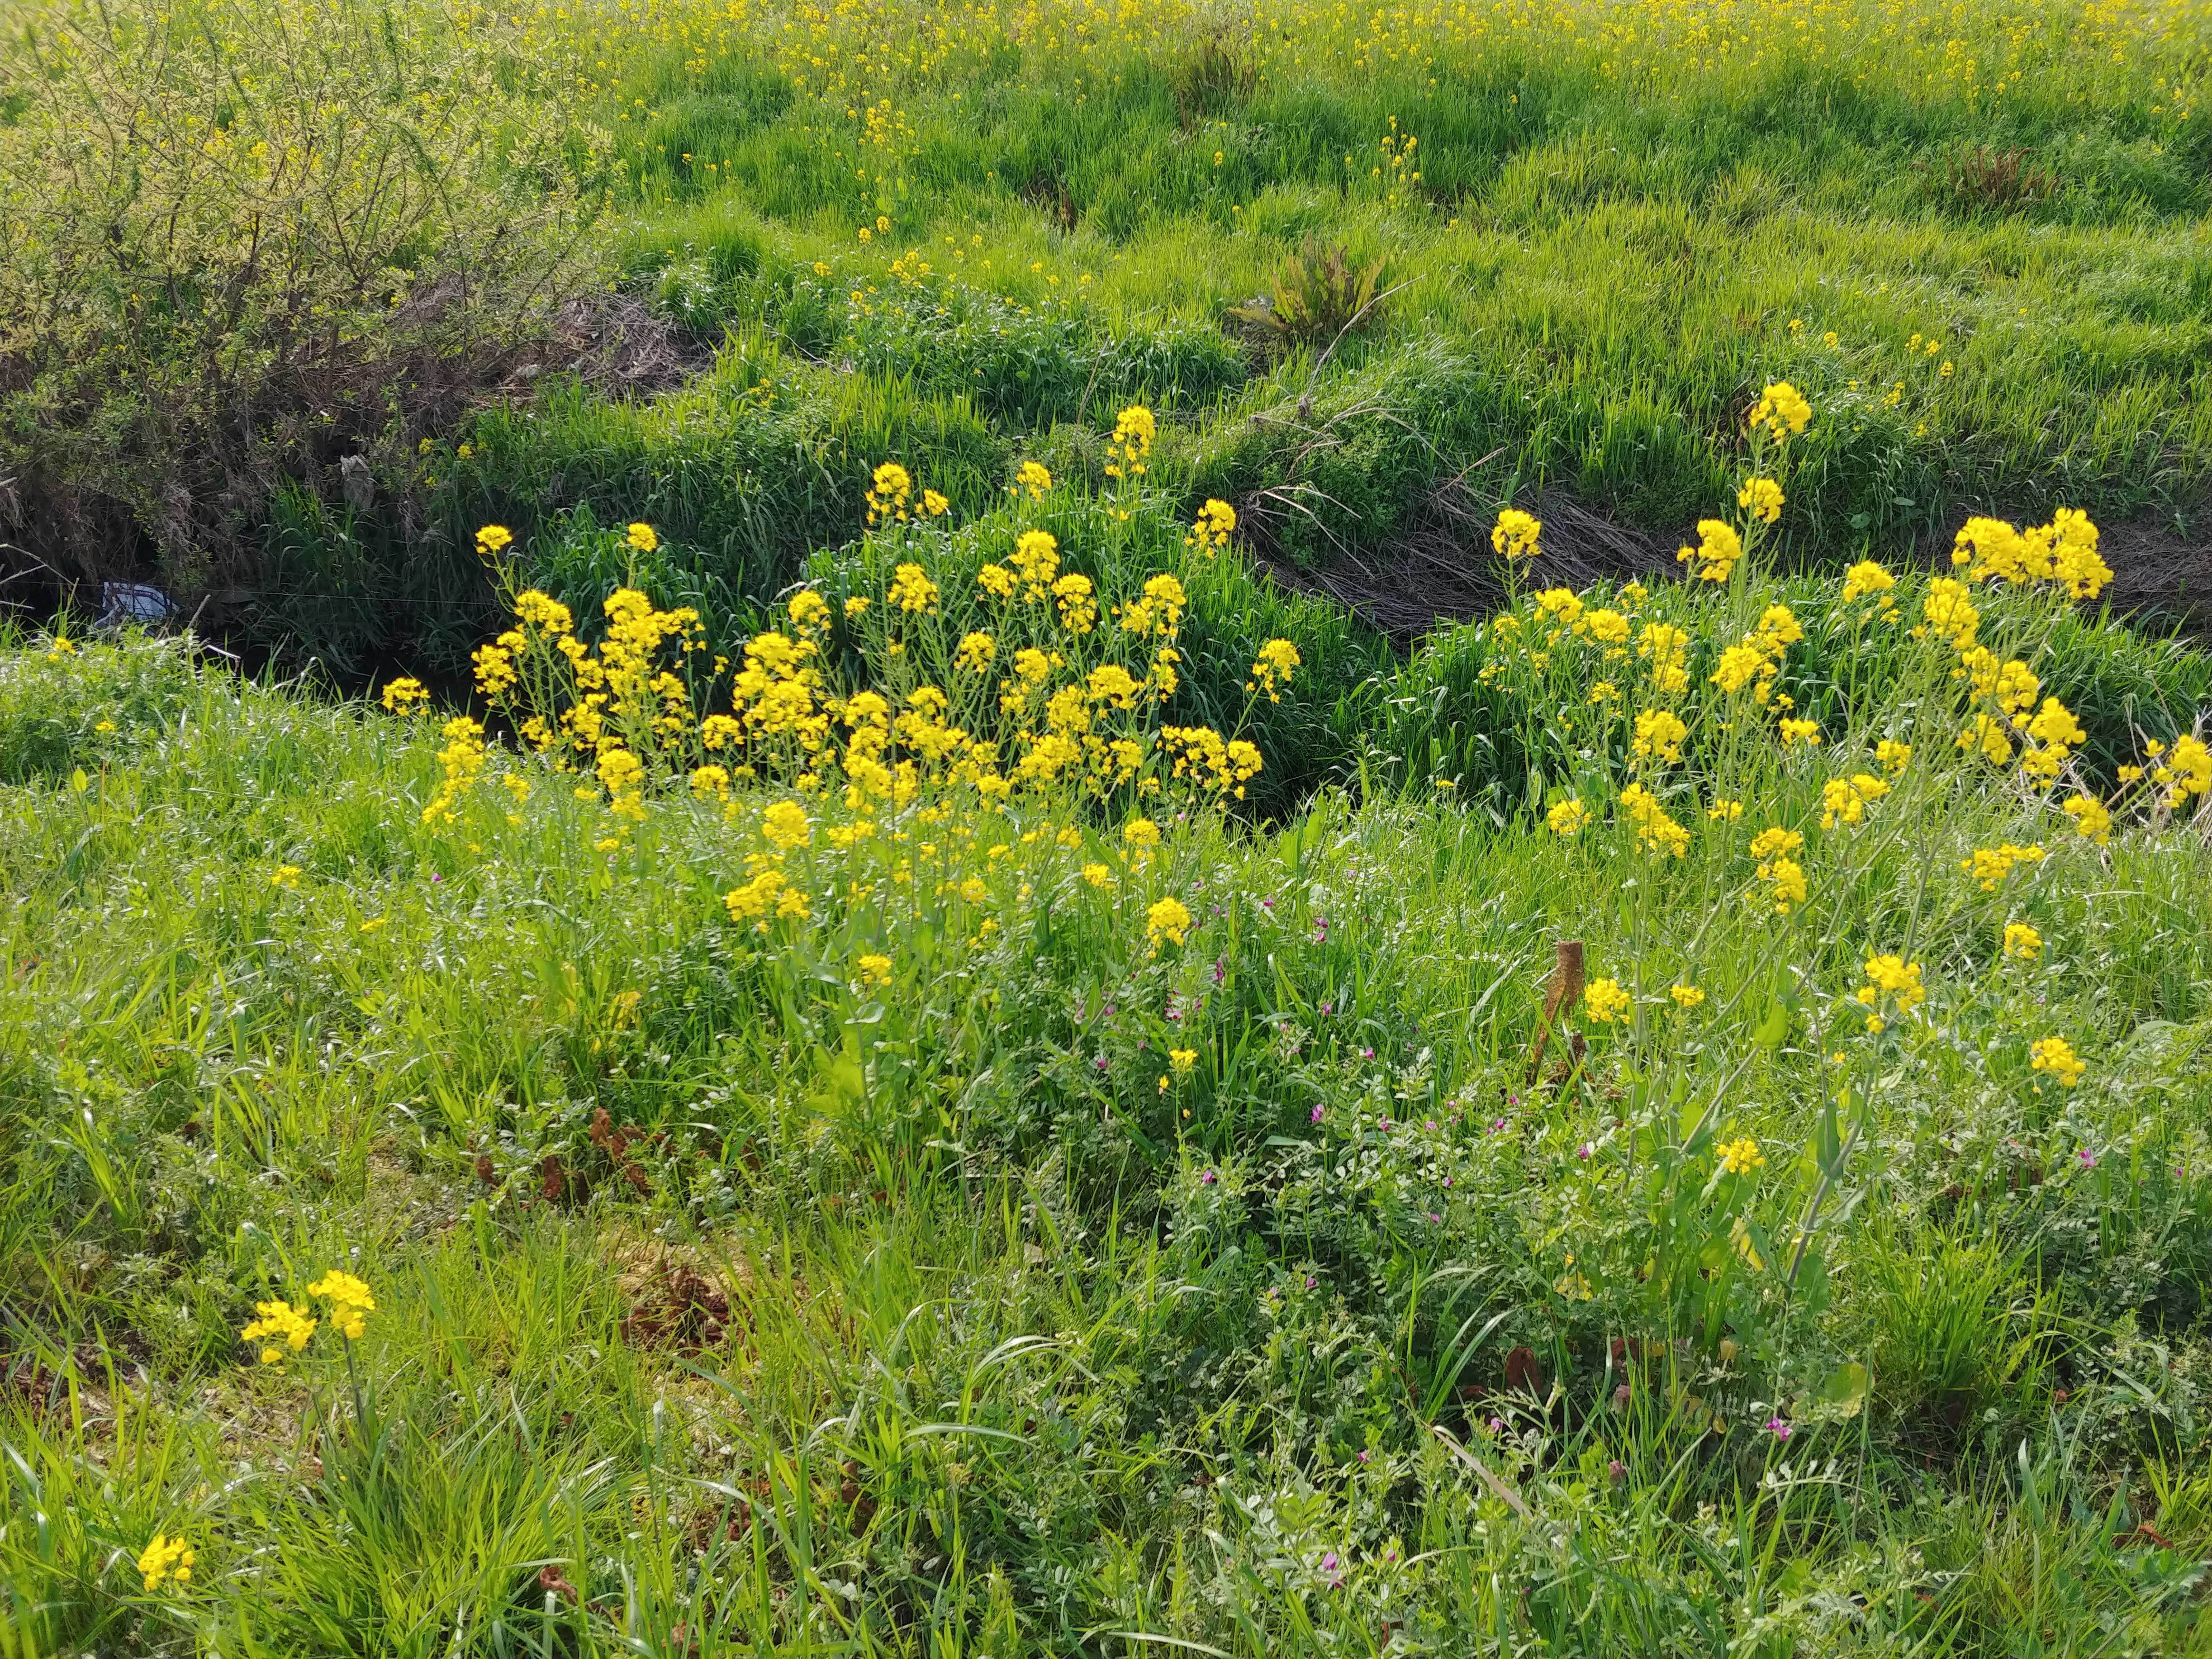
7,378 -> 2212,1652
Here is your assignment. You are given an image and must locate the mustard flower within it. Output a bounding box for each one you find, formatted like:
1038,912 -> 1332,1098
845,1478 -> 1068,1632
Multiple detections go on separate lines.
307,1270 -> 374,1340
762,800 -> 811,851
1169,1048 -> 1197,1074
1631,708 -> 1688,766
626,522 -> 659,554
1960,842 -> 2045,891
1491,507 -> 1542,562
1082,863 -> 1112,888
1584,978 -> 1633,1023
1778,717 -> 1822,748
1747,381 -> 1812,440
1875,739 -> 1913,775
1842,560 -> 1896,604
380,677 -> 430,715
1249,638 -> 1301,702
1547,798 -> 1588,836
475,524 -> 514,557
2002,922 -> 2042,962
1737,477 -> 1783,524
137,1533 -> 195,1593
1147,897 -> 1193,953
240,1299 -> 317,1364
1186,498 -> 1237,556
1670,984 -> 1706,1008
1716,1136 -> 1765,1174
2030,1036 -> 2085,1087
2062,793 -> 2112,844
887,563 -> 939,614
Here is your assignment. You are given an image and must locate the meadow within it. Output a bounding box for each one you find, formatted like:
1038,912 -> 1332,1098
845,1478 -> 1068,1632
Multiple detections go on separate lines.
7,0 -> 2212,1654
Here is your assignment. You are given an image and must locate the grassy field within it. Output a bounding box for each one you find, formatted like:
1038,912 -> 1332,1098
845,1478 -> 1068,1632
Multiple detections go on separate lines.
8,0 -> 2212,1654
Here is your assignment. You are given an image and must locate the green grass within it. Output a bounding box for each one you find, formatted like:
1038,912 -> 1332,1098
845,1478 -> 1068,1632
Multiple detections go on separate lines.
8,487 -> 2212,1651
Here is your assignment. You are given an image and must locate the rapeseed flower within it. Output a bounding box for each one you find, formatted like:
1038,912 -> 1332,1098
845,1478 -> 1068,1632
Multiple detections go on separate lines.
1186,498 -> 1237,556
626,523 -> 658,554
1584,978 -> 1632,1023
240,1299 -> 317,1364
1547,798 -> 1588,836
1841,561 -> 1896,605
1876,739 -> 1913,775
307,1270 -> 374,1340
380,677 -> 429,715
1737,477 -> 1783,524
1147,897 -> 1193,953
1748,381 -> 1812,440
1670,984 -> 1706,1008
1015,460 -> 1052,500
1961,842 -> 2044,891
2030,1036 -> 2086,1087
867,462 -> 913,526
1631,708 -> 1688,766
887,563 -> 939,614
2151,734 -> 2211,806
1248,638 -> 1301,702
137,1534 -> 194,1593
475,524 -> 513,557
1678,519 -> 1743,583
2003,922 -> 2042,961
1491,507 -> 1541,562
2062,793 -> 2111,843
1620,783 -> 1688,857
1855,954 -> 1926,1031
1716,1136 -> 1764,1174
1778,717 -> 1822,748
1821,773 -> 1889,828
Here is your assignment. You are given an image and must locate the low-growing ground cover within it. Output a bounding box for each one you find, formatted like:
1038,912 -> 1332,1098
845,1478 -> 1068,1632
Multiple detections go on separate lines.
7,415 -> 2212,1652
4,0 -> 2210,670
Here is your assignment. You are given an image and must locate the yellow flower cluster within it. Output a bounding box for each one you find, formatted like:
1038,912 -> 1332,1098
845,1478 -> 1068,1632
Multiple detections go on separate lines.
1750,825 -> 1807,913
1717,1136 -> 1765,1174
1146,896 -> 1192,953
1620,782 -> 1688,858
1736,477 -> 1783,524
1584,977 -> 1632,1023
1961,841 -> 2045,891
307,1270 -> 375,1340
1631,707 -> 1688,767
1855,953 -> 1925,1032
380,677 -> 429,715
2030,1035 -> 2086,1087
1185,498 -> 1237,557
2002,922 -> 2042,961
1841,561 -> 1897,609
1747,381 -> 1812,442
1248,638 -> 1301,703
1820,773 -> 1890,828
240,1299 -> 317,1364
1105,403 -> 1155,483
1548,798 -> 1589,836
1951,510 -> 2113,601
1677,518 -> 1744,583
2151,735 -> 2212,808
1491,507 -> 1542,562
138,1534 -> 195,1594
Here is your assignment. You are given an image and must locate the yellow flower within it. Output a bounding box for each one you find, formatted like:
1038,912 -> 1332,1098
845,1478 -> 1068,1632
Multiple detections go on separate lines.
1123,817 -> 1162,849
887,563 -> 939,614
1821,773 -> 1890,829
1106,404 -> 1156,480
1491,507 -> 1542,562
762,800 -> 812,851
1169,1048 -> 1197,1074
1707,798 -> 1744,821
1842,561 -> 1896,604
1747,381 -> 1812,440
1619,783 -> 1689,858
306,1270 -> 374,1340
1875,739 -> 1913,775
857,953 -> 893,988
1081,862 -> 1112,888
845,595 -> 870,619
2002,922 -> 2042,962
137,1533 -> 195,1593
380,677 -> 430,716
1631,708 -> 1688,766
1737,477 -> 1783,524
1015,459 -> 1053,500
2152,734 -> 2212,806
1670,984 -> 1706,1008
1186,498 -> 1237,556
1855,955 -> 1926,1030
1757,855 -> 1808,913
2062,793 -> 2111,844
1919,578 -> 1980,651
271,864 -> 302,889
922,488 -> 950,516
626,522 -> 659,553
2030,1036 -> 2085,1087
240,1299 -> 317,1364
1960,842 -> 2045,891
1052,572 -> 1098,634
1677,519 -> 1744,583
475,524 -> 514,557
1778,717 -> 1822,749
1584,977 -> 1633,1023
1146,896 -> 1193,953
955,631 -> 996,673
1249,638 -> 1301,702
1716,1136 -> 1765,1174
1547,798 -> 1588,836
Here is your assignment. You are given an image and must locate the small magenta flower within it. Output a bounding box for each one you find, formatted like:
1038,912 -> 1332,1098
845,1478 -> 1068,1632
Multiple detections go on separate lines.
1379,1116 -> 1392,1131
1200,1169 -> 1218,1185
1492,1116 -> 1507,1132
1425,1119 -> 1437,1131
1360,1046 -> 1374,1059
1311,1104 -> 1325,1124
2078,1148 -> 2096,1168
1357,1448 -> 1372,1463
1305,1274 -> 1317,1289
1766,1416 -> 1792,1440
1577,1142 -> 1594,1159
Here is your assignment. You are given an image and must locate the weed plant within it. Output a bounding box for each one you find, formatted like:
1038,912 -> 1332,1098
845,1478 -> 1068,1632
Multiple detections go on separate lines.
6,400 -> 2212,1652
